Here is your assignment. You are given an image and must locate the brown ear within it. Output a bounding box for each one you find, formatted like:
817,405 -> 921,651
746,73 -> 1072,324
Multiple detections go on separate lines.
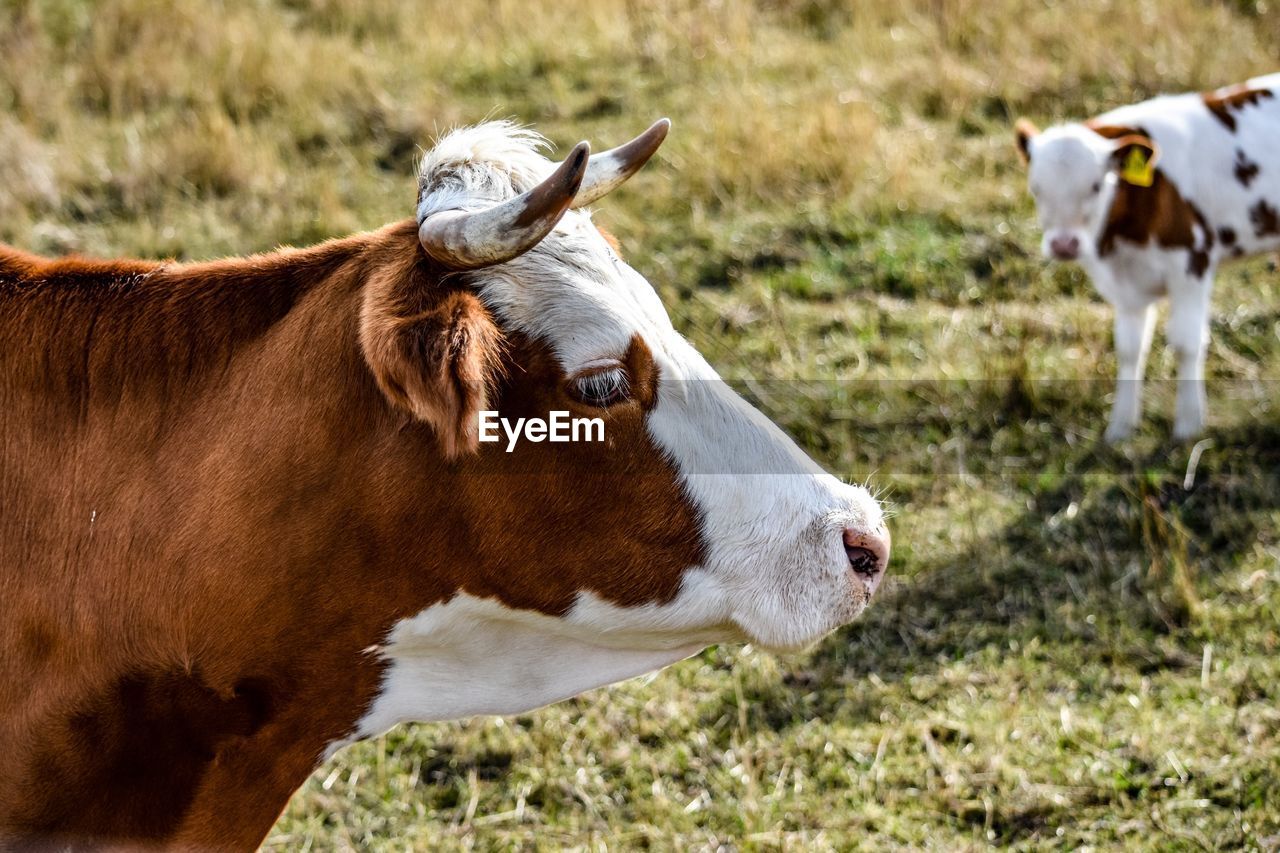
1108,133 -> 1159,169
1014,118 -> 1039,163
361,270 -> 503,460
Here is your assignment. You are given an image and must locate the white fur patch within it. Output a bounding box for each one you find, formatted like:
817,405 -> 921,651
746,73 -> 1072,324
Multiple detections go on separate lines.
416,121 -> 556,223
334,575 -> 732,757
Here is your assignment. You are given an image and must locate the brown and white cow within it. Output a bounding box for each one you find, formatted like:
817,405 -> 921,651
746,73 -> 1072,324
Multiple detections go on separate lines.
1016,73 -> 1280,441
0,120 -> 889,849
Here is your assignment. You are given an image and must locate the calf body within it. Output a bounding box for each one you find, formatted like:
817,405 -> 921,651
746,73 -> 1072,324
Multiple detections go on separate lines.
1017,73 -> 1280,440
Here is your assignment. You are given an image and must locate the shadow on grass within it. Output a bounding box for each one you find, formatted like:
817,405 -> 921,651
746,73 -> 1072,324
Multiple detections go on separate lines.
826,415 -> 1280,682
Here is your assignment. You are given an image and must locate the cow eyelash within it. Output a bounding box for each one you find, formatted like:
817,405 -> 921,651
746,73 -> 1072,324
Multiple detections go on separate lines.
570,366 -> 630,408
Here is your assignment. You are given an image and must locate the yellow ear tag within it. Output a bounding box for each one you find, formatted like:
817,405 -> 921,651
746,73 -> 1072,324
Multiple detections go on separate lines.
1120,147 -> 1154,187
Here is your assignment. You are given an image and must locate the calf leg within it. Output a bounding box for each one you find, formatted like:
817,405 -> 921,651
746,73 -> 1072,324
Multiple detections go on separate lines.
1105,303 -> 1156,443
1166,274 -> 1213,440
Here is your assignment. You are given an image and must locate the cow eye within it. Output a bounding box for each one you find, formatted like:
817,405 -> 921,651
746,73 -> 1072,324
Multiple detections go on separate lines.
1090,181 -> 1101,194
570,366 -> 630,407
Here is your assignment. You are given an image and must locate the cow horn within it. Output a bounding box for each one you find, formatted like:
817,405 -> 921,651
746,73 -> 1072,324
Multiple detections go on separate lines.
570,118 -> 670,209
418,140 -> 591,270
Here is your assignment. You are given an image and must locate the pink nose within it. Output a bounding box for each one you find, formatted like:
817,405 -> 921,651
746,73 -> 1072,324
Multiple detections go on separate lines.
1050,234 -> 1080,260
843,525 -> 890,595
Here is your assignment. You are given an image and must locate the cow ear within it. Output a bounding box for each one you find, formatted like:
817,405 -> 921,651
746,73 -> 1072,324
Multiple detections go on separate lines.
361,273 -> 503,460
1014,118 -> 1039,163
1108,134 -> 1158,181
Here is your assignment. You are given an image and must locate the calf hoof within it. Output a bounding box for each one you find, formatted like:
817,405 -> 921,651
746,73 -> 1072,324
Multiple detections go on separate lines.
1172,421 -> 1204,442
1104,422 -> 1135,444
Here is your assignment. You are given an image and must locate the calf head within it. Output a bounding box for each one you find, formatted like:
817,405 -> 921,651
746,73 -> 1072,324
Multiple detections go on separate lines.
354,120 -> 889,729
1016,119 -> 1158,261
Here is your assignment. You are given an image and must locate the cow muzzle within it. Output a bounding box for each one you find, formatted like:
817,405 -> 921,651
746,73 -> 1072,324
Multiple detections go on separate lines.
843,524 -> 890,599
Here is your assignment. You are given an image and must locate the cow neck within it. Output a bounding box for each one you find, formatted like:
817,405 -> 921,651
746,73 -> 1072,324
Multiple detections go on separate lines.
0,222 -> 453,848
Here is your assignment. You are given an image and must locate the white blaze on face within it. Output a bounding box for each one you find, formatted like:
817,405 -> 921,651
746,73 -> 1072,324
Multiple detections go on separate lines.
1025,126 -> 1119,261
479,212 -> 887,653
648,351 -> 886,651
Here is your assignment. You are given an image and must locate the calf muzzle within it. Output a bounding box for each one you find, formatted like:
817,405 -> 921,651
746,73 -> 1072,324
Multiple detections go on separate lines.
1049,234 -> 1081,260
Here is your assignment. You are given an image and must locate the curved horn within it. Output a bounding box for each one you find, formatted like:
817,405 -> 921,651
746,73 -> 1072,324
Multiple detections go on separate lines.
419,141 -> 591,270
570,118 -> 670,209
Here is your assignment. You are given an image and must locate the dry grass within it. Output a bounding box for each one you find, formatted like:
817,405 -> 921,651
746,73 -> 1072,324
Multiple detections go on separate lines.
2,0 -> 1278,849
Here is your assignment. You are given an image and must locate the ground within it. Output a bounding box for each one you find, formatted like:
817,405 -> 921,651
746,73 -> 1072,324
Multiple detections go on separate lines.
1,1 -> 1277,849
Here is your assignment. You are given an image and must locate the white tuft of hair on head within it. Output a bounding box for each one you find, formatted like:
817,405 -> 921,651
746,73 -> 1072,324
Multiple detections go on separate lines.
416,121 -> 559,224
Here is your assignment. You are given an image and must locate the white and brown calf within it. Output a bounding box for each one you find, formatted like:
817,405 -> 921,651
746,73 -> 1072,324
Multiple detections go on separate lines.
1017,73 -> 1280,441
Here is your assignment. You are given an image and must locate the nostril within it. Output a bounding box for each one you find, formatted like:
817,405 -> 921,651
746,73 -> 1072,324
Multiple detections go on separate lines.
845,545 -> 880,576
843,527 -> 890,578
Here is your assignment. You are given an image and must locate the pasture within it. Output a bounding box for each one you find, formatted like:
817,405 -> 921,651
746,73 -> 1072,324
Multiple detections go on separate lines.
2,0 -> 1277,848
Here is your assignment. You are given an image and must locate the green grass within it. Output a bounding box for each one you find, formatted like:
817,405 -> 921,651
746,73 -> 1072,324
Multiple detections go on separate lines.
3,1 -> 1278,849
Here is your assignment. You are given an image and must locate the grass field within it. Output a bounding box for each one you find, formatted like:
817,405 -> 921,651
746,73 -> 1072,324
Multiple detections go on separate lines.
3,1 -> 1279,849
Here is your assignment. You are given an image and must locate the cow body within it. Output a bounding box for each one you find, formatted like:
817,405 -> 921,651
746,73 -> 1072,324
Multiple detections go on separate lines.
1017,73 -> 1280,440
0,122 -> 888,849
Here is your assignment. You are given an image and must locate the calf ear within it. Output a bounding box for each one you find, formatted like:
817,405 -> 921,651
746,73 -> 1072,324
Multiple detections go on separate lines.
1108,134 -> 1158,169
1014,119 -> 1039,163
361,272 -> 503,459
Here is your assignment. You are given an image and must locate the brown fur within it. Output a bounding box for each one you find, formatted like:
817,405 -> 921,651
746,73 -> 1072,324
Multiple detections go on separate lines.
1250,199 -> 1280,238
1202,84 -> 1275,132
0,221 -> 705,849
1099,168 -> 1214,276
1234,148 -> 1261,188
360,267 -> 505,460
1084,122 -> 1143,142
1014,118 -> 1038,162
1086,124 -> 1213,277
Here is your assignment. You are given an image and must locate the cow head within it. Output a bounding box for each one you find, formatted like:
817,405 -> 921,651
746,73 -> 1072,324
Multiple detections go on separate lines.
352,120 -> 888,731
1015,119 -> 1158,261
